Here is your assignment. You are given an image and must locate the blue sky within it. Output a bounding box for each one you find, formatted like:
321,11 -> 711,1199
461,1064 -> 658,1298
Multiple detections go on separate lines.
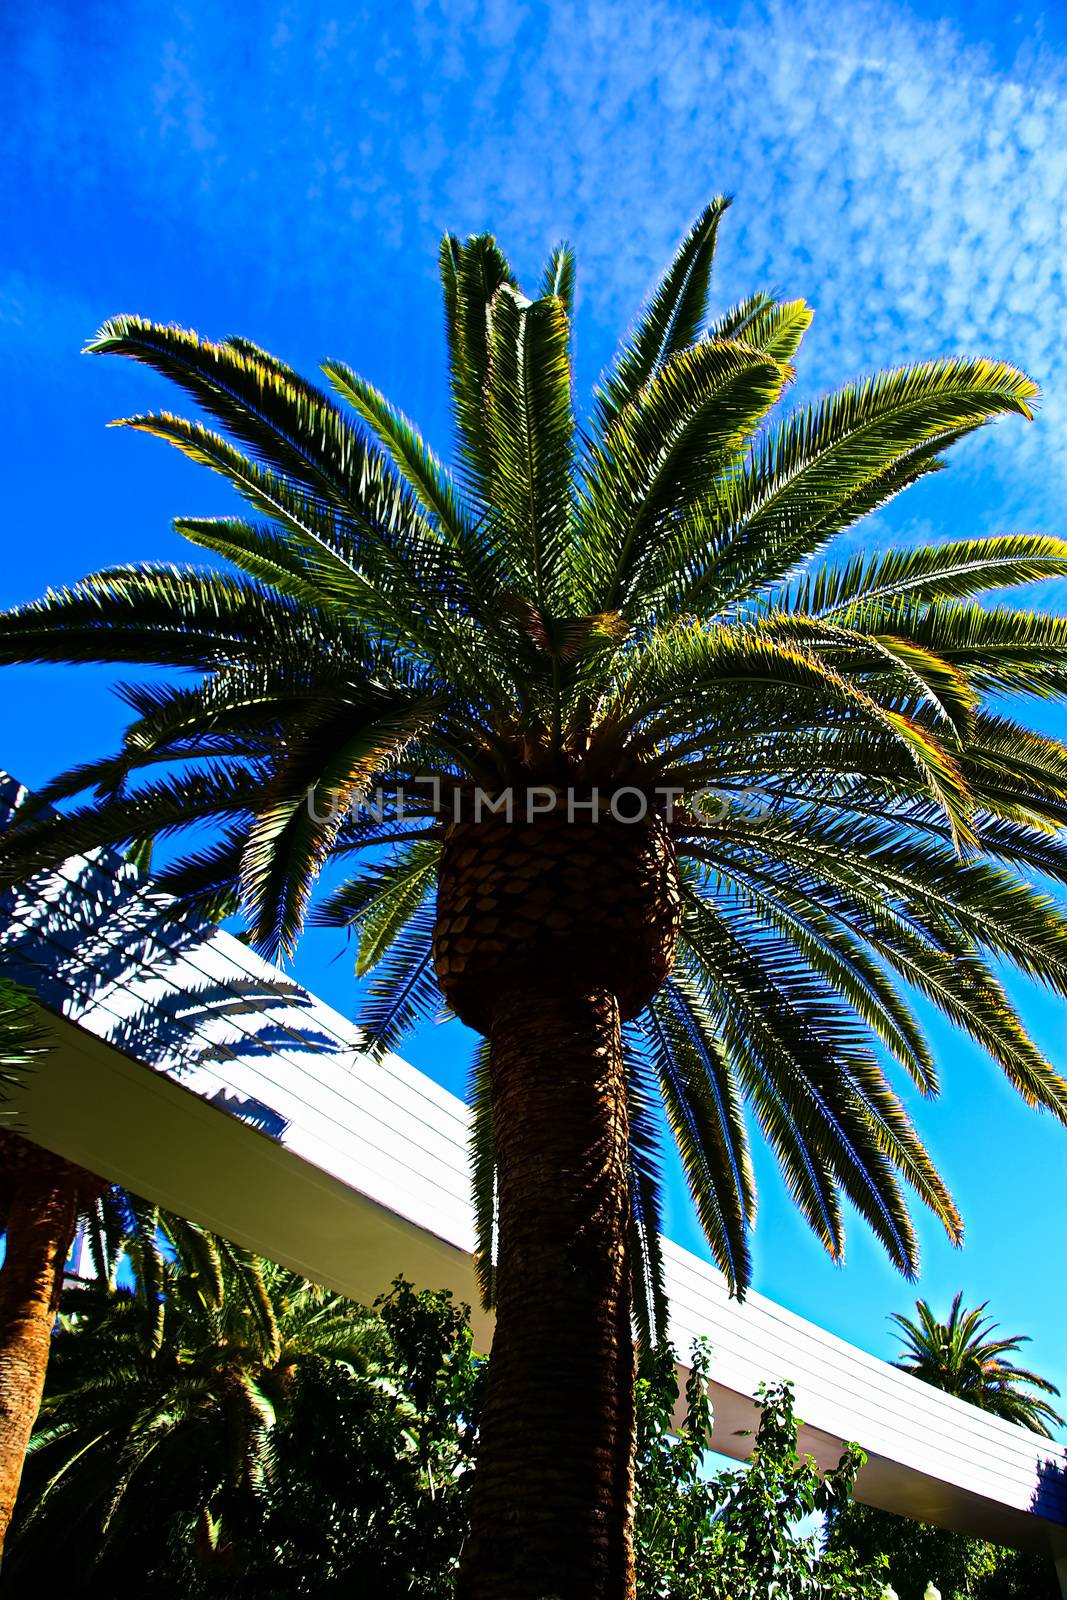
5,0 -> 1067,1415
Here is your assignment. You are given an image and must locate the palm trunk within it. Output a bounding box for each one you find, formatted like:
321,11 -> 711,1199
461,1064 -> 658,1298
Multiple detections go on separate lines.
0,1170 -> 80,1557
459,982 -> 636,1600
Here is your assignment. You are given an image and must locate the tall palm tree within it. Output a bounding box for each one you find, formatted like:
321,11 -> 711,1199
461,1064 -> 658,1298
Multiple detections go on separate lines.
4,201 -> 1067,1596
891,1293 -> 1064,1436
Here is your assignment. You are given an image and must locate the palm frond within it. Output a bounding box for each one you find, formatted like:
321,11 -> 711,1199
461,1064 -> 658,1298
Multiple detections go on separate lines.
483,285 -> 576,620
597,197 -> 732,422
580,342 -> 786,614
692,359 -> 1038,608
784,534 -> 1067,615
439,232 -> 518,509
623,1038 -> 670,1346
641,974 -> 754,1295
469,1036 -> 497,1310
539,243 -> 576,315
356,900 -> 442,1057
0,974 -> 49,1098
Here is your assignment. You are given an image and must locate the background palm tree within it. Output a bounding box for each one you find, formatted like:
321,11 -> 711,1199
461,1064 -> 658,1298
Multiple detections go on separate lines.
891,1293 -> 1064,1436
0,1091 -> 271,1563
0,980 -> 105,1558
4,201 -> 1067,1596
3,1243 -> 457,1595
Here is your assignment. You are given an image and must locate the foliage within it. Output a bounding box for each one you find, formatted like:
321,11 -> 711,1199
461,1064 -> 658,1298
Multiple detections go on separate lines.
889,1293 -> 1064,1435
2,1253 -> 481,1599
824,1499 -> 1060,1600
5,205 -> 1067,1334
635,1340 -> 888,1598
8,1238 -> 1054,1599
158,1278 -> 484,1599
0,973 -> 47,1098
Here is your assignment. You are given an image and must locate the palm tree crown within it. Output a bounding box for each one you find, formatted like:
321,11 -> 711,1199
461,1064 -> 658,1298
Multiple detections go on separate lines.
891,1293 -> 1064,1436
4,198 -> 1067,1334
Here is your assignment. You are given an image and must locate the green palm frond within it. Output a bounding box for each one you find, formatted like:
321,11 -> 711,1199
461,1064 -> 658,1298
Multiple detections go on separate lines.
482,285 -> 576,621
85,317 -> 383,519
116,413 -> 463,658
676,892 -> 958,1274
641,975 -> 754,1295
689,359 -> 1038,609
312,838 -> 441,956
706,291 -> 776,342
357,900 -> 442,1057
581,342 -> 786,614
237,695 -> 436,958
730,298 -> 813,364
0,975 -> 49,1098
597,197 -> 732,423
173,516 -> 366,612
783,534 -> 1067,614
469,1036 -> 497,1311
439,232 -> 518,510
322,363 -> 471,548
539,243 -> 576,315
688,851 -> 935,1091
624,1040 -> 670,1348
5,201 -> 1067,1312
0,764 -> 265,890
349,840 -> 440,977
0,565 -> 320,671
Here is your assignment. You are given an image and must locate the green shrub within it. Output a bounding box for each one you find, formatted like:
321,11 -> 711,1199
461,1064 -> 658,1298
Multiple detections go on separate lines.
636,1339 -> 888,1598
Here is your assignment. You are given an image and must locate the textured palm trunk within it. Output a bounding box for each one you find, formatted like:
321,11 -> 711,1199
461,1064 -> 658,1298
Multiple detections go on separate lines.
459,983 -> 636,1600
0,1169 -> 79,1557
435,805 -> 681,1600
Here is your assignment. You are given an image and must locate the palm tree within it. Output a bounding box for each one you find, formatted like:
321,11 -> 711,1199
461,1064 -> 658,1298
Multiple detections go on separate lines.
0,1106 -> 269,1564
4,1235 -> 386,1588
0,980 -> 107,1558
891,1293 -> 1064,1436
4,201 -> 1067,1597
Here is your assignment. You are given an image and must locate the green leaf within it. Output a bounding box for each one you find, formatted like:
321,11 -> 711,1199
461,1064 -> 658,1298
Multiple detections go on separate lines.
598,197 -> 732,420
0,975 -> 49,1098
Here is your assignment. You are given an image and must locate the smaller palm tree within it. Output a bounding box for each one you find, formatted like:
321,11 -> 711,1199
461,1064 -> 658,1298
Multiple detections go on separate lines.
0,981 -> 104,1556
5,1239 -> 386,1583
891,1292 -> 1063,1436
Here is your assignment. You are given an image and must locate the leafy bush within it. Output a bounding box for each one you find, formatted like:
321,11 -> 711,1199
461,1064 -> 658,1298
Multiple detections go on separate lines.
172,1280 -> 485,1598
636,1340 -> 888,1598
3,1274 -> 483,1598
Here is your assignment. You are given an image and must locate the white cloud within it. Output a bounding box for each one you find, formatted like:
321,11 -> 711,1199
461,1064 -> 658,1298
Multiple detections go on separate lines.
9,0 -> 1067,512
387,0 -> 1067,510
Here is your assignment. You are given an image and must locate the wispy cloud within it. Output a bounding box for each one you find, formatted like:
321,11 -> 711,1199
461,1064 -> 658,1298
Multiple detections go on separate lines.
9,0 -> 1067,511
390,0 -> 1067,506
